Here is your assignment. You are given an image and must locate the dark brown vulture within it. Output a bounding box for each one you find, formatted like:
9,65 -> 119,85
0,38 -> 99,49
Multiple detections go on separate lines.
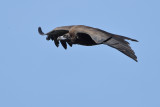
38,25 -> 138,62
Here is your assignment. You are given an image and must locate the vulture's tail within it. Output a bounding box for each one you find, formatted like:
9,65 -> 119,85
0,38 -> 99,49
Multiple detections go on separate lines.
117,35 -> 138,42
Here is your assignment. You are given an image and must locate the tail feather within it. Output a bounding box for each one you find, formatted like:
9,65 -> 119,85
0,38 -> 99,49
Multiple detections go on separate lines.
118,35 -> 138,42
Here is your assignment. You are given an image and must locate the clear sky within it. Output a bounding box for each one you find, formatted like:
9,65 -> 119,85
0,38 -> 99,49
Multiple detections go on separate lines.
0,0 -> 160,107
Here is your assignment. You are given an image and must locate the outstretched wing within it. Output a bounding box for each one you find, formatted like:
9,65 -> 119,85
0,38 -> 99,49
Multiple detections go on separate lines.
38,26 -> 74,49
95,30 -> 138,62
72,25 -> 138,61
103,35 -> 138,62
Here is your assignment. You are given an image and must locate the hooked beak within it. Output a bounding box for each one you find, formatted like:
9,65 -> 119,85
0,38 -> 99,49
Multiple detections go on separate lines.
57,36 -> 67,41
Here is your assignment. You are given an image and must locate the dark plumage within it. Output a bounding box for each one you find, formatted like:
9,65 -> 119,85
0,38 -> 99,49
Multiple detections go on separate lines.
38,25 -> 138,62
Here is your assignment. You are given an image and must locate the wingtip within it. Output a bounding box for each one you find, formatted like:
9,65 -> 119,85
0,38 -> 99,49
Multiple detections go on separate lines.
135,59 -> 138,62
132,56 -> 138,62
38,27 -> 45,35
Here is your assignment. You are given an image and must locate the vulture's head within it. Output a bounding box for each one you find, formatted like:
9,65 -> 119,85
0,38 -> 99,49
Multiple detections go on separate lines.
57,33 -> 71,41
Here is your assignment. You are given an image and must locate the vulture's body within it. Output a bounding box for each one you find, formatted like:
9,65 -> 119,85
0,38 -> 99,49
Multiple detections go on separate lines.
38,25 -> 138,62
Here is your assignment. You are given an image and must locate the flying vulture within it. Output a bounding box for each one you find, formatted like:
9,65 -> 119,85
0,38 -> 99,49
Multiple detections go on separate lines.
38,25 -> 138,62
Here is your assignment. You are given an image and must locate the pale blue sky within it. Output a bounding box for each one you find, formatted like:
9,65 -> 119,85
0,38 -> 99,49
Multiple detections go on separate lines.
0,0 -> 160,107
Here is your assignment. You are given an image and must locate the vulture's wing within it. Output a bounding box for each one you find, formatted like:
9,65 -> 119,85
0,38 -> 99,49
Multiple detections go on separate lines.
38,26 -> 74,49
73,25 -> 138,61
60,41 -> 67,49
103,36 -> 138,62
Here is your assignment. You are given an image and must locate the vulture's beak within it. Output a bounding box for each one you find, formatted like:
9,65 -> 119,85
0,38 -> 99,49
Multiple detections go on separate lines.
57,36 -> 67,41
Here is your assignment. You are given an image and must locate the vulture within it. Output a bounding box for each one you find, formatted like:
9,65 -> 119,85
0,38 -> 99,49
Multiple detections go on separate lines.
38,25 -> 138,62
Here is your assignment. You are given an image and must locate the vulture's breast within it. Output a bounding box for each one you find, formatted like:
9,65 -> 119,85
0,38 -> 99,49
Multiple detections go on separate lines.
74,33 -> 97,46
